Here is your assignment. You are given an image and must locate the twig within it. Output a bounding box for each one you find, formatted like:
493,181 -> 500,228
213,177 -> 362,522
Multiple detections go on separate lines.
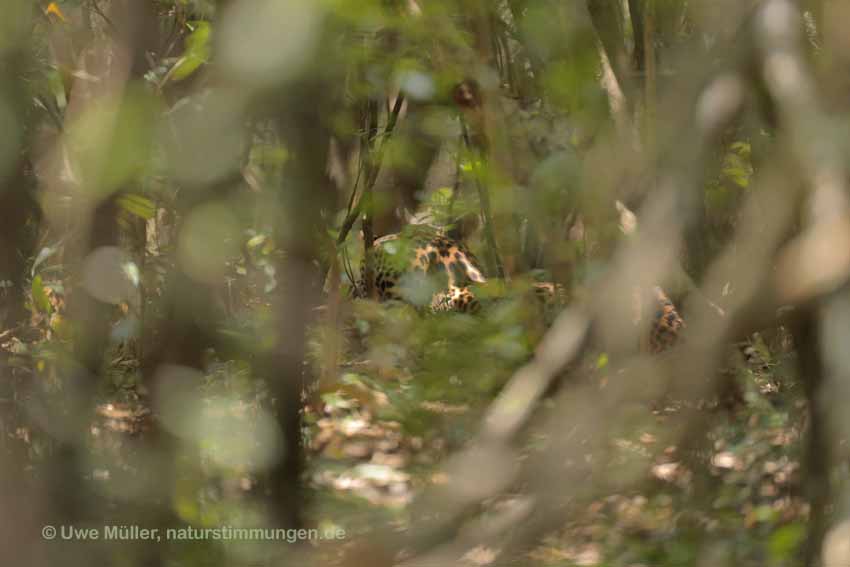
642,0 -> 656,173
334,93 -> 406,247
446,132 -> 464,220
461,118 -> 506,279
360,98 -> 380,298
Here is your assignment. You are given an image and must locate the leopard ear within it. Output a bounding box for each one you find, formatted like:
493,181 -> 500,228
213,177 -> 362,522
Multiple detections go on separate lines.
403,206 -> 433,226
401,207 -> 415,225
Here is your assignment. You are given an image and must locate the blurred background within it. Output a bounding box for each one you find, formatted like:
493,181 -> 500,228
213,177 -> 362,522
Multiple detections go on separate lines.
1,0 -> 850,565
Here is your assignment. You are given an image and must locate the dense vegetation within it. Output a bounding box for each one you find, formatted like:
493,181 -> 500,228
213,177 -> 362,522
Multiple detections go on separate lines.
1,1 -> 849,566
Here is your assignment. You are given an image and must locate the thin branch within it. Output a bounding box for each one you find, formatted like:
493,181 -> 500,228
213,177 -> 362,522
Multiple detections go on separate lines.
334,93 -> 406,247
360,98 -> 380,299
461,118 -> 505,279
587,0 -> 634,106
643,0 -> 656,167
628,0 -> 645,73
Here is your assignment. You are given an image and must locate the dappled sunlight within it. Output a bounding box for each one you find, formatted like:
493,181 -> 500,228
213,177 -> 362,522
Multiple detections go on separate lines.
0,0 -> 847,566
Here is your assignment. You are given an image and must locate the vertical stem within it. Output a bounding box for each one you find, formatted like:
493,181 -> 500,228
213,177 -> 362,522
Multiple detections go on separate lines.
360,98 -> 380,299
267,78 -> 335,530
318,249 -> 342,398
794,309 -> 829,566
643,0 -> 656,170
334,94 -> 405,249
461,120 -> 505,280
0,12 -> 46,566
629,0 -> 645,73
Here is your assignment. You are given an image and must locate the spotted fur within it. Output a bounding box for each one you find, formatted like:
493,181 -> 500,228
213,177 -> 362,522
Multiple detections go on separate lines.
354,230 -> 686,353
431,286 -> 480,313
531,281 -> 567,306
354,228 -> 485,313
647,286 -> 686,353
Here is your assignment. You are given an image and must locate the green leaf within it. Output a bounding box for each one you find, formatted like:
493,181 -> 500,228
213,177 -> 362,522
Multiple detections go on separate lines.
246,234 -> 268,249
118,193 -> 156,220
459,159 -> 483,173
722,166 -> 750,188
596,352 -> 609,369
31,244 -> 60,276
166,21 -> 212,83
31,275 -> 52,315
730,141 -> 751,157
769,523 -> 805,561
46,68 -> 67,110
168,55 -> 205,83
721,145 -> 753,188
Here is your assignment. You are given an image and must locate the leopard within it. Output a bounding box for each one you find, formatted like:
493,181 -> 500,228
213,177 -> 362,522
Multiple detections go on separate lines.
353,226 -> 485,313
646,286 -> 686,354
352,226 -> 686,354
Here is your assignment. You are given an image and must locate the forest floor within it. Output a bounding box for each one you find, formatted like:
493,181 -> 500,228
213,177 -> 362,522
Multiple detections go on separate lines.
305,333 -> 810,566
2,303 -> 811,566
